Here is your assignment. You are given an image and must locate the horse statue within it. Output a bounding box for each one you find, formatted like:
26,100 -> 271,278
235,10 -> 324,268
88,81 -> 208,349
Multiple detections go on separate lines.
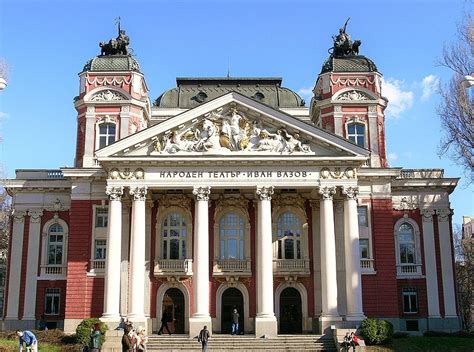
99,30 -> 130,56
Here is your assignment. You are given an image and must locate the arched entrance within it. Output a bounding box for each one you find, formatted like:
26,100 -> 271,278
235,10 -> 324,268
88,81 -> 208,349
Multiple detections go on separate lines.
162,288 -> 185,334
221,287 -> 244,334
279,287 -> 302,334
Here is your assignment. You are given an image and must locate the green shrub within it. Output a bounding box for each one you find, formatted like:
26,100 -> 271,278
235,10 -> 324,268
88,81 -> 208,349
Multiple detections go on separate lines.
360,318 -> 394,345
75,318 -> 108,347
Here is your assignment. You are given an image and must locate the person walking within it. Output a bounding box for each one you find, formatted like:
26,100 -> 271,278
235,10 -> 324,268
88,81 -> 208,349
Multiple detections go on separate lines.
90,322 -> 102,352
121,324 -> 134,352
198,325 -> 210,352
158,310 -> 172,335
136,326 -> 148,351
16,330 -> 38,352
231,308 -> 240,335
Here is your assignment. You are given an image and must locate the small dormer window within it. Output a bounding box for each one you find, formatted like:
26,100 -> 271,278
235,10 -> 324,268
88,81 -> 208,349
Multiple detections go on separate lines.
195,91 -> 208,103
98,123 -> 116,148
252,92 -> 265,101
347,122 -> 365,147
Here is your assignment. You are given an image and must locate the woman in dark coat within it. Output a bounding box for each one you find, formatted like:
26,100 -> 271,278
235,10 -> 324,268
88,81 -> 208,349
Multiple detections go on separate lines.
121,325 -> 134,352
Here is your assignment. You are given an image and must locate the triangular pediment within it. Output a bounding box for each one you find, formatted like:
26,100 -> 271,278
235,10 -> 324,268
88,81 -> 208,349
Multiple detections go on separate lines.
96,92 -> 369,160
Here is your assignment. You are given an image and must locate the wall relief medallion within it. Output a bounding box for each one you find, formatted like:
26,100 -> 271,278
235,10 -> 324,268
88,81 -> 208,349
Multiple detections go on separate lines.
108,168 -> 145,180
90,89 -> 127,102
320,167 -> 356,179
154,107 -> 312,154
336,90 -> 371,101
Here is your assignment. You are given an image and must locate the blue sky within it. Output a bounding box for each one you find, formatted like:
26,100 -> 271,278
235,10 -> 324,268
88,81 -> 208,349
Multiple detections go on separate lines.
0,0 -> 472,226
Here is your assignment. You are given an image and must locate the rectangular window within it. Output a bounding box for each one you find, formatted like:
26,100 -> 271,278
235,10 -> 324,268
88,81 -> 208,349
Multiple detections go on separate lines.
94,239 -> 107,260
359,239 -> 370,259
402,289 -> 418,313
95,207 -> 108,228
45,288 -> 60,315
357,206 -> 368,227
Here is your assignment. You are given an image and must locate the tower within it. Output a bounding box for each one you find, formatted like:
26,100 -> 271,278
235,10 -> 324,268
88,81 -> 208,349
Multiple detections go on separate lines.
74,28 -> 151,167
311,21 -> 388,168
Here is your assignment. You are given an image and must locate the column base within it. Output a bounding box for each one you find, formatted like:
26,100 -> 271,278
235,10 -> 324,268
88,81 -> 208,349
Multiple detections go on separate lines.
189,316 -> 212,338
345,314 -> 366,322
319,315 -> 343,335
255,315 -> 277,338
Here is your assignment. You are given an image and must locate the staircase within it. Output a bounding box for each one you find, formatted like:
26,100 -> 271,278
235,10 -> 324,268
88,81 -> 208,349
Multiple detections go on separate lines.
145,334 -> 337,351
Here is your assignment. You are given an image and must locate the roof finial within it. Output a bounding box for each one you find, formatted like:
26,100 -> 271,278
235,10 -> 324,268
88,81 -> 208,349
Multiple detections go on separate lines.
227,60 -> 231,78
115,16 -> 121,37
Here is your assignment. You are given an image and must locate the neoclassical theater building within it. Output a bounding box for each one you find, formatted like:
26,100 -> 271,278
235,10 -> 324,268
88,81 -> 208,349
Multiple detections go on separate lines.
4,27 -> 460,337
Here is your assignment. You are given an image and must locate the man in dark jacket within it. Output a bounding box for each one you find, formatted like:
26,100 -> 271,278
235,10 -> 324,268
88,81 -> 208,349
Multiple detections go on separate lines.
198,325 -> 210,352
122,325 -> 134,352
158,310 -> 172,335
231,308 -> 240,335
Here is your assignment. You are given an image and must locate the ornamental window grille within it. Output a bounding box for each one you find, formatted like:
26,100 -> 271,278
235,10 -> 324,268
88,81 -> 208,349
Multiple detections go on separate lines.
95,207 -> 108,228
162,213 -> 187,260
219,213 -> 245,260
47,224 -> 64,265
276,212 -> 302,260
98,123 -> 116,149
347,123 -> 365,147
94,239 -> 107,260
402,288 -> 418,313
45,288 -> 61,315
397,223 -> 416,264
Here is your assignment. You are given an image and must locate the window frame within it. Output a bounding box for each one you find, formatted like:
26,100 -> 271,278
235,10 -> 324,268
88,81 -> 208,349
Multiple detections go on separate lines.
394,217 -> 422,277
156,207 -> 193,261
161,212 -> 188,260
41,218 -> 68,277
402,288 -> 418,314
44,288 -> 61,316
346,121 -> 367,148
89,205 -> 109,274
218,212 -> 245,260
272,206 -> 308,261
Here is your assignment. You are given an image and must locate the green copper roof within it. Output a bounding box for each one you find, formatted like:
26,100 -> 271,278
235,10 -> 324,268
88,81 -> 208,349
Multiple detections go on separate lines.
82,55 -> 141,73
155,77 -> 305,109
321,55 -> 378,74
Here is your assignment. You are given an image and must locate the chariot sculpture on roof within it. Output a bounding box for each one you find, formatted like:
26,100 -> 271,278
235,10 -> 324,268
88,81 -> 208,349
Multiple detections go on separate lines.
99,17 -> 130,56
329,18 -> 362,57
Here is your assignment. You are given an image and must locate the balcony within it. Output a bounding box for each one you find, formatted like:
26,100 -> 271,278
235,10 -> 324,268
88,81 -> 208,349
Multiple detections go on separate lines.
273,259 -> 310,276
40,265 -> 66,277
90,259 -> 106,272
213,259 -> 251,277
360,259 -> 375,273
397,264 -> 422,277
154,259 -> 193,277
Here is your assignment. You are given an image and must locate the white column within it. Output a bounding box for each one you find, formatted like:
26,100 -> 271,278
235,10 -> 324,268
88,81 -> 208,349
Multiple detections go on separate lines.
189,186 -> 212,337
436,208 -> 457,317
144,199 -> 153,318
319,186 -> 341,320
310,201 -> 322,317
255,186 -> 277,337
23,210 -> 43,322
5,210 -> 27,321
102,186 -> 123,322
421,209 -> 441,318
342,186 -> 364,321
83,107 -> 96,167
128,186 -> 148,322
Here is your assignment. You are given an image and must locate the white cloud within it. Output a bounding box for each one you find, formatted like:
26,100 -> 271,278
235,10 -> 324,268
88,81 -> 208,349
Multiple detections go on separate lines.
297,87 -> 314,105
421,74 -> 439,101
387,152 -> 398,162
381,78 -> 414,118
0,111 -> 9,120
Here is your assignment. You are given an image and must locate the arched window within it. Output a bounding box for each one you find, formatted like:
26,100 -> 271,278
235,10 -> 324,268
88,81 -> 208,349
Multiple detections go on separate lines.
98,123 -> 116,149
47,223 -> 64,265
219,213 -> 245,260
397,222 -> 416,264
347,123 -> 365,147
276,212 -> 302,259
162,213 -> 187,260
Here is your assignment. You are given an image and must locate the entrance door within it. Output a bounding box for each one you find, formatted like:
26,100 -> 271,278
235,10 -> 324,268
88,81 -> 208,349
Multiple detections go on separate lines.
221,288 -> 244,334
279,287 -> 302,334
162,288 -> 185,334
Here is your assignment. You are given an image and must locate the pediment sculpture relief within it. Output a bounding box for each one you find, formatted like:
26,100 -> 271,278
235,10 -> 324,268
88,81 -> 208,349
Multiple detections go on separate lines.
154,107 -> 312,154
336,90 -> 371,101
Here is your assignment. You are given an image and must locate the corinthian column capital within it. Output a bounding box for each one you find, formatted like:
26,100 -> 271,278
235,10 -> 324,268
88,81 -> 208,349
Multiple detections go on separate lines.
319,186 -> 336,200
28,209 -> 44,223
256,186 -> 274,201
129,186 -> 148,201
193,186 -> 211,201
106,186 -> 124,201
436,208 -> 452,222
421,209 -> 436,222
13,210 -> 27,223
342,186 -> 359,200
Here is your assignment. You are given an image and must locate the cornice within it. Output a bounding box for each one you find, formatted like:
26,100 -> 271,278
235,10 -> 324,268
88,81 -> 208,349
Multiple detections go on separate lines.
391,178 -> 459,193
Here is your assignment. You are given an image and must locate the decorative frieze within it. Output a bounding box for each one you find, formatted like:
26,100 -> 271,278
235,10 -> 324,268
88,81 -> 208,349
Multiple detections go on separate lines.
90,90 -> 128,102
158,194 -> 192,211
109,168 -> 145,180
193,186 -> 211,201
330,76 -> 376,87
318,186 -> 336,200
130,186 -> 148,201
320,167 -> 356,179
436,208 -> 452,222
106,186 -> 124,201
86,76 -> 132,88
256,186 -> 274,201
214,195 -> 249,219
336,90 -> 371,101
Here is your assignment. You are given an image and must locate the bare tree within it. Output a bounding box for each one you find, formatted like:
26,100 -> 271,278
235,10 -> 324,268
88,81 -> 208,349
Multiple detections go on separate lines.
437,13 -> 473,180
454,224 -> 474,331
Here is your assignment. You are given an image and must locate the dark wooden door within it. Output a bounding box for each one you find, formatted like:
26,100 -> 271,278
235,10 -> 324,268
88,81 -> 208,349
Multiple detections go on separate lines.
221,288 -> 244,334
279,287 -> 302,334
162,288 -> 185,334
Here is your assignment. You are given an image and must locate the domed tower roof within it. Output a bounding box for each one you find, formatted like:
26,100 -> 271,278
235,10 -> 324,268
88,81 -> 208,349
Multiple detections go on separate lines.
320,55 -> 378,74
154,77 -> 305,109
82,55 -> 141,73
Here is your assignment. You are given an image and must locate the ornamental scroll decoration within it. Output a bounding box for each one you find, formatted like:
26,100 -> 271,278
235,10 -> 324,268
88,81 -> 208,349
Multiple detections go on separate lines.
157,194 -> 192,213
320,167 -> 356,179
272,194 -> 307,220
154,107 -> 312,154
90,90 -> 128,102
214,195 -> 249,221
335,90 -> 372,101
108,168 -> 145,180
